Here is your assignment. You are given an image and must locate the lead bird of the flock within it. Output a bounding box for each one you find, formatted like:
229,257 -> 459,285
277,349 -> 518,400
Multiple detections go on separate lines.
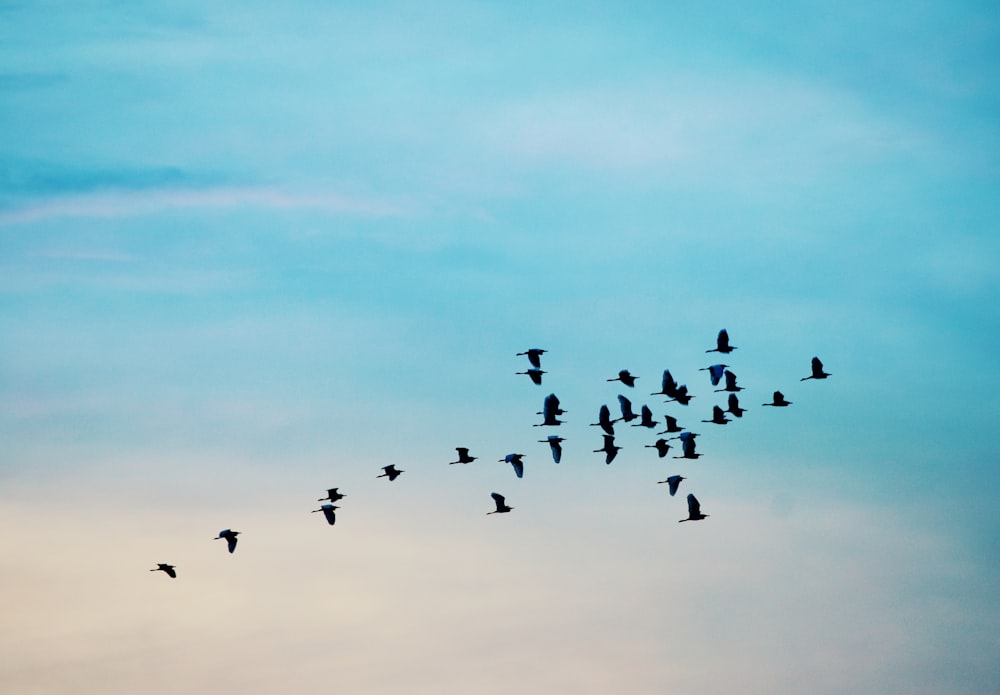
318,488 -> 345,503
594,434 -> 622,464
538,435 -> 565,463
607,369 -> 638,387
488,492 -> 513,514
801,357 -> 831,381
449,447 -> 477,464
150,563 -> 176,578
215,529 -> 240,554
377,464 -> 404,480
707,328 -> 736,354
762,391 -> 792,407
312,504 -> 339,525
500,453 -> 525,478
516,348 -> 546,369
657,474 -> 686,497
679,493 -> 709,522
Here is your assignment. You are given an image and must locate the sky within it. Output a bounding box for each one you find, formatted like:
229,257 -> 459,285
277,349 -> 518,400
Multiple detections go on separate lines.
1,1 -> 998,693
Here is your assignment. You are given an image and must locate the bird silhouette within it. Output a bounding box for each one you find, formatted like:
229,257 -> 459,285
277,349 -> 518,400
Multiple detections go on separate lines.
645,438 -> 672,458
714,369 -> 743,393
762,391 -> 792,407
679,493 -> 709,521
215,529 -> 240,554
538,435 -> 565,463
607,369 -> 638,387
656,414 -> 684,435
673,435 -> 702,459
652,369 -> 680,398
150,563 -> 176,578
801,357 -> 831,381
449,447 -> 477,464
377,465 -> 404,480
312,504 -> 338,525
726,393 -> 747,418
632,404 -> 658,428
617,394 -> 639,423
594,434 -> 622,464
534,393 -> 565,426
702,405 -> 730,425
590,404 -> 616,436
516,348 -> 546,369
664,384 -> 694,405
318,488 -> 346,503
488,492 -> 513,514
500,453 -> 525,478
656,475 -> 686,496
706,329 -> 736,354
699,364 -> 729,386
516,368 -> 545,385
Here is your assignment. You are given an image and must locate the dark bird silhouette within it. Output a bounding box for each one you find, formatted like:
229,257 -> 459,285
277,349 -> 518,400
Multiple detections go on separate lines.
312,504 -> 338,525
488,492 -> 513,514
645,438 -> 672,458
632,404 -> 658,428
534,393 -> 565,426
656,414 -> 684,435
706,329 -> 736,354
449,447 -> 477,464
670,430 -> 699,444
673,435 -> 702,460
702,405 -> 730,425
699,364 -> 729,386
617,394 -> 639,423
500,453 -> 525,478
607,369 -> 638,387
538,435 -> 565,463
664,384 -> 694,405
679,493 -> 709,521
150,563 -> 176,578
714,369 -> 743,393
726,393 -> 747,418
652,369 -> 680,398
516,368 -> 545,385
318,488 -> 346,503
215,529 -> 240,554
801,357 -> 831,381
594,434 -> 622,464
516,348 -> 546,369
590,404 -> 615,436
762,391 -> 792,407
657,475 -> 686,496
377,464 -> 404,480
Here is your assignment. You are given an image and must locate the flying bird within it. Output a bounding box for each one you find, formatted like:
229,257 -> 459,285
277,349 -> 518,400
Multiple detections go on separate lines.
617,394 -> 639,423
538,435 -> 565,463
516,368 -> 546,385
645,439 -> 672,458
714,370 -> 743,393
801,357 -> 831,381
607,369 -> 638,387
673,435 -> 702,459
500,453 -> 525,478
150,563 -> 176,578
534,393 -> 565,426
702,405 -> 730,425
632,404 -> 658,428
488,492 -> 513,514
706,329 -> 736,354
215,529 -> 240,554
656,475 -> 686,496
656,414 -> 684,435
590,404 -> 616,436
726,393 -> 747,418
449,447 -> 477,464
679,493 -> 709,522
593,434 -> 622,464
699,364 -> 729,386
516,348 -> 546,369
312,504 -> 339,525
377,465 -> 404,480
652,369 -> 680,398
664,384 -> 694,405
318,488 -> 345,503
762,391 -> 792,407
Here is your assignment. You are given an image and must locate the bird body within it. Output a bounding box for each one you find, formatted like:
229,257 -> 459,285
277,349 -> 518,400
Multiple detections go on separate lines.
450,447 -> 477,464
215,529 -> 240,554
679,493 -> 709,521
608,369 -> 638,387
801,357 -> 831,381
763,391 -> 792,407
657,475 -> 686,496
150,563 -> 176,578
378,465 -> 404,480
312,504 -> 339,525
489,492 -> 513,514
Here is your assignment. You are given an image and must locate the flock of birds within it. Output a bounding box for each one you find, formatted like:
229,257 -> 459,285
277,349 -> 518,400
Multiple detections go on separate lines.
150,329 -> 831,578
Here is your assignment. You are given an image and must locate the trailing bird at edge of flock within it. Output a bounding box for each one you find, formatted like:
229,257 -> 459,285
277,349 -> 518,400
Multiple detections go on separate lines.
488,492 -> 513,514
679,493 -> 709,522
215,529 -> 240,554
312,504 -> 338,526
150,563 -> 176,578
801,357 -> 831,381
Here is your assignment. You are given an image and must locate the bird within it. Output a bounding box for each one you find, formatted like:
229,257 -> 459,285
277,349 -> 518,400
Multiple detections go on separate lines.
488,492 -> 513,514
617,394 -> 639,423
632,404 -> 658,428
312,504 -> 338,525
670,430 -> 699,444
651,369 -> 680,398
534,393 -> 565,426
673,435 -> 702,459
318,488 -> 346,503
215,529 -> 240,554
801,357 -> 831,381
538,435 -> 565,463
702,405 -> 730,425
593,434 -> 622,464
449,447 -> 477,464
516,348 -> 546,369
664,384 -> 694,405
714,369 -> 743,393
679,493 -> 709,522
590,404 -> 615,436
377,464 -> 404,480
762,391 -> 792,407
607,369 -> 638,387
500,453 -> 525,478
706,328 -> 736,354
645,439 -> 672,458
150,563 -> 176,578
699,364 -> 729,386
656,475 -> 686,496
726,393 -> 747,418
516,368 -> 545,385
656,414 -> 684,435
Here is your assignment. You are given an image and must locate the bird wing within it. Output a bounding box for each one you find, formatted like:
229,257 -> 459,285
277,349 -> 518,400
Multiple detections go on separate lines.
687,494 -> 701,517
323,507 -> 337,525
512,460 -> 523,478
491,492 -> 506,509
667,476 -> 681,496
226,536 -> 238,553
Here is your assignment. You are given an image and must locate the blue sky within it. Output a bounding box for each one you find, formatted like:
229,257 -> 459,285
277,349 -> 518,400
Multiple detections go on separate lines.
2,2 -> 998,693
